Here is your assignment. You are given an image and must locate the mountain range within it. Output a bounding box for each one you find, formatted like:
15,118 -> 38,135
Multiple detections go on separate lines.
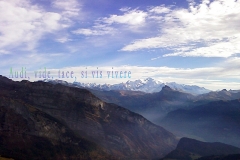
88,85 -> 240,148
1,75 -> 240,159
41,78 -> 240,140
160,99 -> 240,148
89,86 -> 240,122
40,79 -> 240,138
90,85 -> 196,122
43,77 -> 211,95
0,75 -> 177,159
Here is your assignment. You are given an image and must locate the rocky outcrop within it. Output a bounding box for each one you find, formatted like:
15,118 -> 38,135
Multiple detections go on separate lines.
0,96 -> 114,160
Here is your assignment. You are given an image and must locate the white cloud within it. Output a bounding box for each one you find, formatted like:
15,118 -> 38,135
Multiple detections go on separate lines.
103,9 -> 148,25
0,0 -> 81,51
0,53 -> 50,70
121,0 -> 240,58
55,37 -> 72,43
119,7 -> 131,12
148,5 -> 170,14
52,0 -> 80,21
164,39 -> 240,57
52,0 -> 79,11
0,0 -> 63,50
72,9 -> 147,36
72,26 -> 115,36
42,12 -> 62,31
6,60 -> 239,90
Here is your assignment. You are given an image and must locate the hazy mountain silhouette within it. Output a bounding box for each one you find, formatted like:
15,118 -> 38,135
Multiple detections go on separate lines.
90,85 -> 195,122
160,99 -> 240,148
90,86 -> 240,124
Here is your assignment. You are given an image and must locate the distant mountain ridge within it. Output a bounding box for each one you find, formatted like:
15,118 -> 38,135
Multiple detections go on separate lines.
42,77 -> 211,95
160,99 -> 240,148
74,77 -> 211,95
90,85 -> 196,122
90,85 -> 240,123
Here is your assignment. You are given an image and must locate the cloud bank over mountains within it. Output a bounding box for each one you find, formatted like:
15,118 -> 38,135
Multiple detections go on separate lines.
0,0 -> 240,90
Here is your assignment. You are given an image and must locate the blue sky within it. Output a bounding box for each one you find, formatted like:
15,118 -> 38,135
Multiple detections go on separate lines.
0,0 -> 240,90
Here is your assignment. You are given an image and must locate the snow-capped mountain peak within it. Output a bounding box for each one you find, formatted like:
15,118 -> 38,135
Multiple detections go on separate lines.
92,78 -> 210,95
40,78 -> 211,95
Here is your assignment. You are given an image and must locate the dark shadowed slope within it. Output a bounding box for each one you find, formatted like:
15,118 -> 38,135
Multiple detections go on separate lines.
161,137 -> 240,160
0,97 -> 114,160
197,154 -> 240,160
0,75 -> 177,159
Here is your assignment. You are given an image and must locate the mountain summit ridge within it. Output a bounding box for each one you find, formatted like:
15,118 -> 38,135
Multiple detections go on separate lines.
42,77 -> 211,95
77,78 -> 211,95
